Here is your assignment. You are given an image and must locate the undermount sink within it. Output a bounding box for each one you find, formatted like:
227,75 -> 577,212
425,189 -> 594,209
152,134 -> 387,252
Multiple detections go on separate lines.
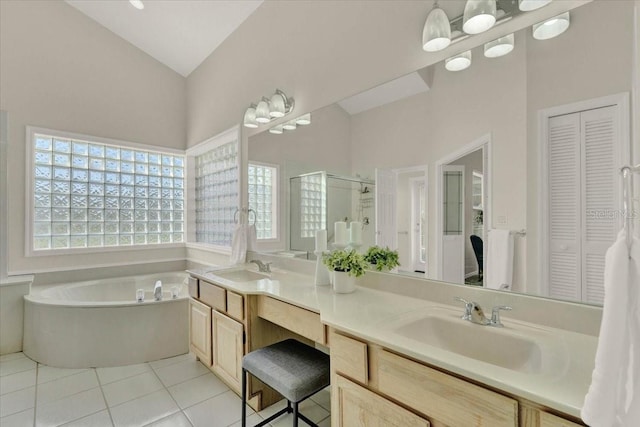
209,269 -> 270,282
394,314 -> 543,373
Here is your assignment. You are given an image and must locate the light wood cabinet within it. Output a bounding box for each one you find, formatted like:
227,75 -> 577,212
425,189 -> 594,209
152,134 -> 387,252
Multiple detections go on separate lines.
212,310 -> 244,393
226,291 -> 244,321
256,295 -> 326,344
189,298 -> 212,365
331,331 -> 368,384
332,374 -> 430,427
199,280 -> 226,312
540,412 -> 583,427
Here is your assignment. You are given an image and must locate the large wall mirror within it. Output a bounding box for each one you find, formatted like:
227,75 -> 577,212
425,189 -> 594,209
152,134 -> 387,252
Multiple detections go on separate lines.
246,0 -> 635,306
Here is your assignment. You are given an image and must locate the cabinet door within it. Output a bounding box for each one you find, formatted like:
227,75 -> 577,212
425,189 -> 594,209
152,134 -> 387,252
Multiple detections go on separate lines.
540,411 -> 583,427
212,310 -> 244,392
189,299 -> 212,365
332,375 -> 429,427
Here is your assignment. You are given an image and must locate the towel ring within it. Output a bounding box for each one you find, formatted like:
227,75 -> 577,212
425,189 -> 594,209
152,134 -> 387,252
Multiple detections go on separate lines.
233,207 -> 257,225
233,208 -> 240,224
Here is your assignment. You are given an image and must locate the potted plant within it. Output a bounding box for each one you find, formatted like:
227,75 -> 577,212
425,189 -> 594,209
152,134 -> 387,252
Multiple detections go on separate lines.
364,246 -> 400,272
323,249 -> 367,293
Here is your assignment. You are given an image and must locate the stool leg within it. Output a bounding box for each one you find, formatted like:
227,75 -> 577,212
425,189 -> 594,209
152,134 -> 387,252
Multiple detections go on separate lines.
241,369 -> 247,427
292,401 -> 298,427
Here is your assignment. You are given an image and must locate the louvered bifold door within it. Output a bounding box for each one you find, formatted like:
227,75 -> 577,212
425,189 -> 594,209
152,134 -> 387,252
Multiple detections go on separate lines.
580,106 -> 618,304
548,113 -> 581,300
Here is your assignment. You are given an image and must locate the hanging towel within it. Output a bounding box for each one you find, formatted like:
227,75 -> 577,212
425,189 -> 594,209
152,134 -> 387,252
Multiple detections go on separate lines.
247,224 -> 257,252
230,224 -> 248,265
485,229 -> 514,290
582,231 -> 640,427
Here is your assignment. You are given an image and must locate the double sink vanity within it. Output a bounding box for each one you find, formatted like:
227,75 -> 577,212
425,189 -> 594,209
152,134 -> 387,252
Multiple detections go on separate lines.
186,260 -> 598,427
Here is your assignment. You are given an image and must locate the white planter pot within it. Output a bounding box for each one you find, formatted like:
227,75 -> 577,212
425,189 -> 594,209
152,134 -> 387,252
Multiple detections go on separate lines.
332,271 -> 357,294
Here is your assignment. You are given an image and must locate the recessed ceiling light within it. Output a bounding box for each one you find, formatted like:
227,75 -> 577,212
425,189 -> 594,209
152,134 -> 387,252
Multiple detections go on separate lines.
129,0 -> 144,10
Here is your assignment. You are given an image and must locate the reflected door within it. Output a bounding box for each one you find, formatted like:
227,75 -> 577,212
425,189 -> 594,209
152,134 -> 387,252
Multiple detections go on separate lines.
441,166 -> 465,284
375,169 -> 397,249
411,178 -> 427,273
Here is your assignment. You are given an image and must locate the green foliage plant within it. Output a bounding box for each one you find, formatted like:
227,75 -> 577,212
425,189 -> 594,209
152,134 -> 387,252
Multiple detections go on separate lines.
363,246 -> 400,272
323,249 -> 368,278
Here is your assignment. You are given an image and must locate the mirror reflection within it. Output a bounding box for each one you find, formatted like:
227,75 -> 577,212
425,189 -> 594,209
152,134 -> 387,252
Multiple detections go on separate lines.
247,0 -> 634,306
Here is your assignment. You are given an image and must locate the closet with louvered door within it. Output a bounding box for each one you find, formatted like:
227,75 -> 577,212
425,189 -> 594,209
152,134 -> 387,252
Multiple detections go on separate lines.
547,105 -> 620,304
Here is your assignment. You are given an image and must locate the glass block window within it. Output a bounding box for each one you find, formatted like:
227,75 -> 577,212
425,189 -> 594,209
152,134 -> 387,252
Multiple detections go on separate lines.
31,132 -> 184,251
195,141 -> 238,246
248,163 -> 278,240
300,173 -> 326,238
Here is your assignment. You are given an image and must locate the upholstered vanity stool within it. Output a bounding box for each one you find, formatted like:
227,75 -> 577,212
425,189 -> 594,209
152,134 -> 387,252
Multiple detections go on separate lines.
241,338 -> 330,427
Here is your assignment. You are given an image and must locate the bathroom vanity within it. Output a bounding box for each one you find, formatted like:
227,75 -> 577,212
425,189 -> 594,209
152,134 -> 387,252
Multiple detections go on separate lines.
187,264 -> 596,426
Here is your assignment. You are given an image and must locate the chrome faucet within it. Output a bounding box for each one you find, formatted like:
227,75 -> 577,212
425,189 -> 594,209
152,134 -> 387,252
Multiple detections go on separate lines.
154,280 -> 163,301
454,297 -> 512,327
249,259 -> 272,273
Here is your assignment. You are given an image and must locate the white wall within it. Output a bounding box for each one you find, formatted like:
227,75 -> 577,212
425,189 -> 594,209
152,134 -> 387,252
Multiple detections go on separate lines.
0,0 -> 187,275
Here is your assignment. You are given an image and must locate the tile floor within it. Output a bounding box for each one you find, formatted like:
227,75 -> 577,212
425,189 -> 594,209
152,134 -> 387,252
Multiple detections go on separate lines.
0,352 -> 331,427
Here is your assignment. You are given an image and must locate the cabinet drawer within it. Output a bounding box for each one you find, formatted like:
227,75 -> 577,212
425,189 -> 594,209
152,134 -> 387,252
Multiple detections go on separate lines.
188,277 -> 199,298
200,281 -> 226,312
540,411 -> 583,427
377,350 -> 518,427
226,291 -> 244,321
257,296 -> 325,344
330,329 -> 368,384
333,375 -> 429,427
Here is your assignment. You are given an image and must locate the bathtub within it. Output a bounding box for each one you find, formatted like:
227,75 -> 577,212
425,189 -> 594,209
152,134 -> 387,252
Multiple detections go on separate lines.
23,271 -> 189,368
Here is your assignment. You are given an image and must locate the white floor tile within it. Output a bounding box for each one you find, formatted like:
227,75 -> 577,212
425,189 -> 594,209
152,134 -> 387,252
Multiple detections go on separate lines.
61,409 -> 114,426
227,413 -> 264,427
153,359 -> 209,388
268,399 -> 329,427
0,407 -> 34,427
0,358 -> 36,377
109,389 -> 179,427
167,372 -> 229,409
183,390 -> 254,427
309,387 -> 331,411
0,369 -> 36,395
37,365 -> 90,384
257,399 -> 287,421
37,370 -> 99,406
0,353 -> 26,363
144,411 -> 193,427
148,353 -> 193,370
35,387 -> 106,427
96,363 -> 151,385
0,386 -> 35,418
317,416 -> 331,427
102,371 -> 164,408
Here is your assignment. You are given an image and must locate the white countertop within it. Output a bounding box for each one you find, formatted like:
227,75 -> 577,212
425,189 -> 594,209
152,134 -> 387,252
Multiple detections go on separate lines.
188,265 -> 596,419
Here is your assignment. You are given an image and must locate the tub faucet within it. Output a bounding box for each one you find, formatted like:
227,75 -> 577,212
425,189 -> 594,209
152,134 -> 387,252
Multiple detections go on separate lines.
249,259 -> 272,273
154,280 -> 162,301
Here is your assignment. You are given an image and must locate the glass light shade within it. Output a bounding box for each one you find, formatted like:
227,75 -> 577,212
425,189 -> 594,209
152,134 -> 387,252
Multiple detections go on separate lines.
295,113 -> 311,125
533,12 -> 570,40
269,92 -> 286,118
243,106 -> 258,128
484,33 -> 515,58
269,125 -> 284,134
463,0 -> 497,34
518,0 -> 552,12
445,50 -> 472,71
129,0 -> 144,10
422,4 -> 451,52
255,99 -> 271,124
283,120 -> 297,131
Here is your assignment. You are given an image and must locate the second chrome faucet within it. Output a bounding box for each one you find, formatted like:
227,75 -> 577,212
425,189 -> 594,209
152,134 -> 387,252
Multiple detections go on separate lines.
454,297 -> 512,328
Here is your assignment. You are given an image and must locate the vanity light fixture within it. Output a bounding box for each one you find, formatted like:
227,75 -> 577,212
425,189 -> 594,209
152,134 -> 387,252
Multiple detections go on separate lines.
532,12 -> 570,40
269,124 -> 284,135
295,113 -> 312,126
518,0 -> 552,12
462,0 -> 497,35
269,90 -> 294,118
255,98 -> 272,124
283,120 -> 297,131
243,104 -> 258,129
484,33 -> 515,58
422,1 -> 451,52
445,50 -> 472,71
129,0 -> 144,10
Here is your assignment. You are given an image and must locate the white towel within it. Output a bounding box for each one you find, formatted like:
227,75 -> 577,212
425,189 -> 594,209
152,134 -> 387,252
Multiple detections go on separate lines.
230,225 -> 248,265
485,229 -> 514,290
247,224 -> 257,252
582,231 -> 640,427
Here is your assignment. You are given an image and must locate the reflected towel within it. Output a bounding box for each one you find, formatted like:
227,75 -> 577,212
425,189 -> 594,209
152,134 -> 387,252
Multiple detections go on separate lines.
582,231 -> 640,427
485,229 -> 514,290
230,225 -> 248,265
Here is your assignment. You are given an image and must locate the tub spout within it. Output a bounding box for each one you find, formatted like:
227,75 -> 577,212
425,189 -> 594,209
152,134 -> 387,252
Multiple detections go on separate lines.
154,280 -> 162,301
